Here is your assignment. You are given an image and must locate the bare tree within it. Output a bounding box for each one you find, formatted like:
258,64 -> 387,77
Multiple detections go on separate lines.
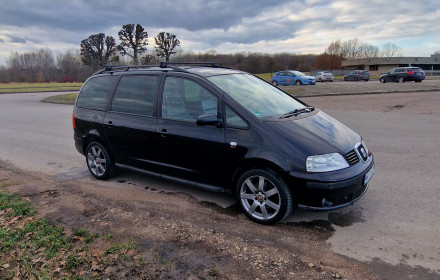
57,50 -> 93,81
343,38 -> 362,59
117,24 -> 148,64
7,49 -> 56,82
80,33 -> 117,70
154,32 -> 180,62
140,53 -> 158,65
381,43 -> 400,57
360,43 -> 379,58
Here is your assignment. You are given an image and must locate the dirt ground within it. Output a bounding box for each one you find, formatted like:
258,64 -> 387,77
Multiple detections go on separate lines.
2,159 -> 438,280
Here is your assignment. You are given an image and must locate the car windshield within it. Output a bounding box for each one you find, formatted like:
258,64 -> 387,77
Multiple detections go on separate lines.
208,73 -> 307,119
290,71 -> 306,76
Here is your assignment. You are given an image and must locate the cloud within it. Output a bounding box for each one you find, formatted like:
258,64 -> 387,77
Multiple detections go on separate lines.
5,35 -> 42,44
0,0 -> 439,65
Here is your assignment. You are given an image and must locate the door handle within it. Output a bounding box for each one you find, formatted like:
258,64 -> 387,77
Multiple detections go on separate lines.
159,128 -> 168,137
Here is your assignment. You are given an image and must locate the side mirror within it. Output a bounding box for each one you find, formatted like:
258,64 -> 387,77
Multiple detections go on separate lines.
196,114 -> 221,127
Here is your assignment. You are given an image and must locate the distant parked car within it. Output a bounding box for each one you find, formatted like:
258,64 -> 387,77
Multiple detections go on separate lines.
379,67 -> 425,83
270,70 -> 316,86
344,70 -> 370,81
315,71 -> 334,82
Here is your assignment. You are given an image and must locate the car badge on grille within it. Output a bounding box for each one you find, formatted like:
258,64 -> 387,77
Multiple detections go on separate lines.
355,143 -> 369,162
360,147 -> 367,158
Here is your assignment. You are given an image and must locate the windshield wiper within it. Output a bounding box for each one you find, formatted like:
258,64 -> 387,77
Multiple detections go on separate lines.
280,106 -> 315,119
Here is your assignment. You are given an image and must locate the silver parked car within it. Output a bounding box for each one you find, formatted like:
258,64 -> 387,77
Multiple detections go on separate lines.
315,71 -> 334,82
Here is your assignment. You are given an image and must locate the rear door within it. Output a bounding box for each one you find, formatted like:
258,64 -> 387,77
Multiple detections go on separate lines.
388,68 -> 399,82
103,74 -> 160,171
156,75 -> 225,185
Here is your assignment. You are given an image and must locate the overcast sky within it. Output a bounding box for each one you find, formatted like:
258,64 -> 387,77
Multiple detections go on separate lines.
0,0 -> 439,65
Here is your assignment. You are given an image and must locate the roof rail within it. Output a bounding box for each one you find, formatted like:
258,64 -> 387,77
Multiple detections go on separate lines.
160,62 -> 219,68
93,62 -> 222,76
92,64 -> 161,75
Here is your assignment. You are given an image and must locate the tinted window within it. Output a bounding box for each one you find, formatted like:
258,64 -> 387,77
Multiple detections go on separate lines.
162,77 -> 218,121
225,105 -> 248,128
111,75 -> 158,116
76,76 -> 118,110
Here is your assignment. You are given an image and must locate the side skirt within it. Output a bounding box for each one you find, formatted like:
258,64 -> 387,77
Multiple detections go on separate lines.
115,163 -> 226,193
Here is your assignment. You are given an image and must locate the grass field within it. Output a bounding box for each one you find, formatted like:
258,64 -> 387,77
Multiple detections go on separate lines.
0,82 -> 82,94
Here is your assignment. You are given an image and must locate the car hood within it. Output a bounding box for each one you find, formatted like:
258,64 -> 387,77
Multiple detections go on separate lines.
265,110 -> 360,158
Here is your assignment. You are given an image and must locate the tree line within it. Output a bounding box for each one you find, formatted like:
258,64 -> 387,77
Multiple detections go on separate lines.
1,26 -> 406,83
314,39 -> 401,69
0,49 -> 319,83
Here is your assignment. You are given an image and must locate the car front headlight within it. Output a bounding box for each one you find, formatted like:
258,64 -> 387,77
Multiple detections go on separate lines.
306,153 -> 349,173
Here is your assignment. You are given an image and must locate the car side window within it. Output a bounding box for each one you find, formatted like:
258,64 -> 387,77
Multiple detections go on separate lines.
162,77 -> 218,122
76,76 -> 118,111
225,105 -> 248,128
110,75 -> 158,116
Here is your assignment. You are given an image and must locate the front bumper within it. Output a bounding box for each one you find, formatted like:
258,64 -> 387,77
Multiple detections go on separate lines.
303,80 -> 316,85
289,156 -> 374,210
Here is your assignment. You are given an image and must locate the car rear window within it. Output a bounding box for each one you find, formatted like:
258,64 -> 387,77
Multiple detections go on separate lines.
76,76 -> 118,111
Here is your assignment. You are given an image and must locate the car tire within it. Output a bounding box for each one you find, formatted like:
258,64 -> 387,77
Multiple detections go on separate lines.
344,77 -> 347,81
415,80 -> 422,83
86,141 -> 115,180
380,77 -> 386,83
272,80 -> 278,86
365,79 -> 369,82
398,76 -> 405,83
236,169 -> 294,225
295,80 -> 301,86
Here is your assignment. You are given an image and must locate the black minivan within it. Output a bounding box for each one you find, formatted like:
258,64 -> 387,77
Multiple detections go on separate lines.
73,63 -> 374,224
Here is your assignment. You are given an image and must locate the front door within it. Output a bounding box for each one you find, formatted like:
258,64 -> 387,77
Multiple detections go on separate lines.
156,76 -> 225,185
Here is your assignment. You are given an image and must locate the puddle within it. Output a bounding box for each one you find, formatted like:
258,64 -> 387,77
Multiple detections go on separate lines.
55,168 -> 90,181
328,209 -> 364,227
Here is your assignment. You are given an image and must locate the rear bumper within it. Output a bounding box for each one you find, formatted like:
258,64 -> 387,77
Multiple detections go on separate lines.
407,75 -> 425,81
290,156 -> 374,210
74,136 -> 84,155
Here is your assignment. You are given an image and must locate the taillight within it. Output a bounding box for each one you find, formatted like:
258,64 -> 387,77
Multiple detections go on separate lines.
407,71 -> 414,74
72,112 -> 76,128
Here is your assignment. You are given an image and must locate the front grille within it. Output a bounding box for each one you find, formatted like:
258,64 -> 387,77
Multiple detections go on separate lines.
344,150 -> 359,166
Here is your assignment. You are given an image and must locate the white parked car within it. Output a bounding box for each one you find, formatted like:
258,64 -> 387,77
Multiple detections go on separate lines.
315,71 -> 334,82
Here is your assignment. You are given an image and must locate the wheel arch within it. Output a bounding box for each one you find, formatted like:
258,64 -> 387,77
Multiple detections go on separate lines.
82,130 -> 112,158
230,158 -> 289,195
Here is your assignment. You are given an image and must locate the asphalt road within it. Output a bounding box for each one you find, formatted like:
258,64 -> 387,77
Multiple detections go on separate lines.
0,91 -> 439,275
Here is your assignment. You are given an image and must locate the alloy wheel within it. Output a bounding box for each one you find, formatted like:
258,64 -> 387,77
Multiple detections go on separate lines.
87,145 -> 107,177
239,175 -> 281,221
